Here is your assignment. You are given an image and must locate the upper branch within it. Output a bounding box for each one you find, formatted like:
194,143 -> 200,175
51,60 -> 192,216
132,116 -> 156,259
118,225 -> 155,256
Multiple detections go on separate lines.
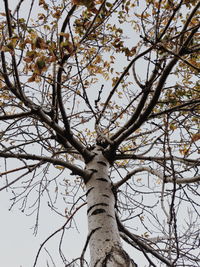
0,111 -> 33,120
149,99 -> 200,119
115,153 -> 200,166
109,7 -> 200,150
110,57 -> 163,141
59,5 -> 76,45
114,167 -> 200,189
1,4 -> 93,162
2,0 -> 29,102
96,46 -> 156,125
0,151 -> 90,180
111,56 -> 178,149
33,107 -> 93,161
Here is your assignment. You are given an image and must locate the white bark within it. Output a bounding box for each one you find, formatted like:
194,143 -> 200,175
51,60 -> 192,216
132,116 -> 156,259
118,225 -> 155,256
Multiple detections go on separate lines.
85,146 -> 137,267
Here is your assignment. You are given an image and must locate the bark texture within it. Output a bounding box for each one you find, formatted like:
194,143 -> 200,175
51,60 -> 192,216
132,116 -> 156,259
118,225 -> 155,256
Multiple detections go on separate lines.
85,146 -> 137,267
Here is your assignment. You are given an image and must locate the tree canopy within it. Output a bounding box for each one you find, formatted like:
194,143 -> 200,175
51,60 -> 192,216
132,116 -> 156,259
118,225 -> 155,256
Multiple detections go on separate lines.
0,0 -> 200,266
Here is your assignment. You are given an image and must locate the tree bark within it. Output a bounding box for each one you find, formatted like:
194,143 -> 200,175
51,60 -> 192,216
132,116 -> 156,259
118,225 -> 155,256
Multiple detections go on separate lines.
85,146 -> 137,267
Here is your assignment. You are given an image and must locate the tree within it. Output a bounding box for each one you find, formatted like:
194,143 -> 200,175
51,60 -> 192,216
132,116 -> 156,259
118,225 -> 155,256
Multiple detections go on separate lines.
0,0 -> 200,266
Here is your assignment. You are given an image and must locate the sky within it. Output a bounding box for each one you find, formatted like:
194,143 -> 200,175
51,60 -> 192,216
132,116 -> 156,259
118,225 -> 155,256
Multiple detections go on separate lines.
0,188 -> 148,267
1,1 -> 199,267
0,189 -> 88,266
0,1 -> 172,266
0,2 -> 89,265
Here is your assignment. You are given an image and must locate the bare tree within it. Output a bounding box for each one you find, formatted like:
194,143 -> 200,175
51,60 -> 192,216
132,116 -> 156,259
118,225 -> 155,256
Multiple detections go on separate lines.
0,0 -> 200,266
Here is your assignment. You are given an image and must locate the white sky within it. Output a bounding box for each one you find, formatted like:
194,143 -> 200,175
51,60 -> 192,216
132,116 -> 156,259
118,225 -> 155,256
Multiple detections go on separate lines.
1,1 -> 199,267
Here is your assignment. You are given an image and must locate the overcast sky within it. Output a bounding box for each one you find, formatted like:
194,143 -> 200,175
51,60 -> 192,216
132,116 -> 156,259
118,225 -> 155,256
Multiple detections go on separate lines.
1,1 -> 195,266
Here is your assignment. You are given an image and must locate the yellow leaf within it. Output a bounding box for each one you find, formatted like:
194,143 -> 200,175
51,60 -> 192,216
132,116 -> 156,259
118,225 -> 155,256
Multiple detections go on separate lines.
192,133 -> 200,142
55,165 -> 65,170
59,32 -> 70,39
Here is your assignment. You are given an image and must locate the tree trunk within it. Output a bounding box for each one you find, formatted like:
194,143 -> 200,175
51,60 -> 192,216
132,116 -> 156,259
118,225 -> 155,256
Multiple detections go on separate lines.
85,146 -> 137,267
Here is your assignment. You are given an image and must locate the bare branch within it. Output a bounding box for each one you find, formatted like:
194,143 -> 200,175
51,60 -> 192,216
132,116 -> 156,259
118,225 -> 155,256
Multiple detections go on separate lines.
0,163 -> 41,191
115,154 -> 200,166
0,151 -> 89,179
33,202 -> 86,267
97,45 -> 156,125
115,167 -> 200,189
116,215 -> 171,266
0,111 -> 33,120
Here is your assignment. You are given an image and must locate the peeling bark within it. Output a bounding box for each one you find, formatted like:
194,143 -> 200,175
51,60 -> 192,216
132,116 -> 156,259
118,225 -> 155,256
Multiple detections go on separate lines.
85,146 -> 137,267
